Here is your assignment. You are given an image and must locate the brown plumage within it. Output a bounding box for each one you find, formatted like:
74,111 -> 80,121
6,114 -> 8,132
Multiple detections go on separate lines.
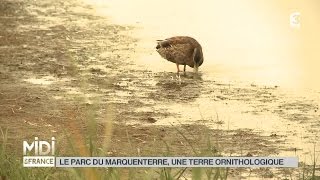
156,36 -> 204,75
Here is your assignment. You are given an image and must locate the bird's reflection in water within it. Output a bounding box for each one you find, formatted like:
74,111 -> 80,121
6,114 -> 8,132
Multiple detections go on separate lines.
149,72 -> 203,102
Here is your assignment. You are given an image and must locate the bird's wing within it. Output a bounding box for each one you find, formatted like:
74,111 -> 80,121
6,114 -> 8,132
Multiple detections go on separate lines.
156,41 -> 193,64
158,38 -> 193,52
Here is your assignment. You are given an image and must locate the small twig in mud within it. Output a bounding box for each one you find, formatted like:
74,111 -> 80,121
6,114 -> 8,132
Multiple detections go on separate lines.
46,114 -> 69,119
0,105 -> 16,107
24,120 -> 38,127
134,137 -> 146,143
132,133 -> 149,137
4,97 -> 22,101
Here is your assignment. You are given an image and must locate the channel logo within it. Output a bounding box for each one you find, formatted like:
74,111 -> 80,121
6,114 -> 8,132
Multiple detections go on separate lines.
290,12 -> 301,28
23,137 -> 55,167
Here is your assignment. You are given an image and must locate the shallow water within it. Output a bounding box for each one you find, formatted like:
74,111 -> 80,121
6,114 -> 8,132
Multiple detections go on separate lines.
85,0 -> 320,90
81,0 -> 320,165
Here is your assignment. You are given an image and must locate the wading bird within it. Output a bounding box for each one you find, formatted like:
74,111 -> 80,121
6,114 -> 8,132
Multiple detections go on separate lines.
156,36 -> 204,76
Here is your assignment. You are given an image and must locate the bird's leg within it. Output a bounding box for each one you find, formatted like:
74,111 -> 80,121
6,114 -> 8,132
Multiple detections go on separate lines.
183,65 -> 186,75
193,63 -> 199,73
176,63 -> 180,73
176,63 -> 180,78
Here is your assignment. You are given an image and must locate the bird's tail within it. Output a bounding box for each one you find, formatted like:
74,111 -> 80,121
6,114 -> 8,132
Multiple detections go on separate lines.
193,48 -> 199,74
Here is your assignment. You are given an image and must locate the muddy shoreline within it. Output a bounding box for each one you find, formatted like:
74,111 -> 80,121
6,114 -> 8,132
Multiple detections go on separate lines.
0,0 -> 319,179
